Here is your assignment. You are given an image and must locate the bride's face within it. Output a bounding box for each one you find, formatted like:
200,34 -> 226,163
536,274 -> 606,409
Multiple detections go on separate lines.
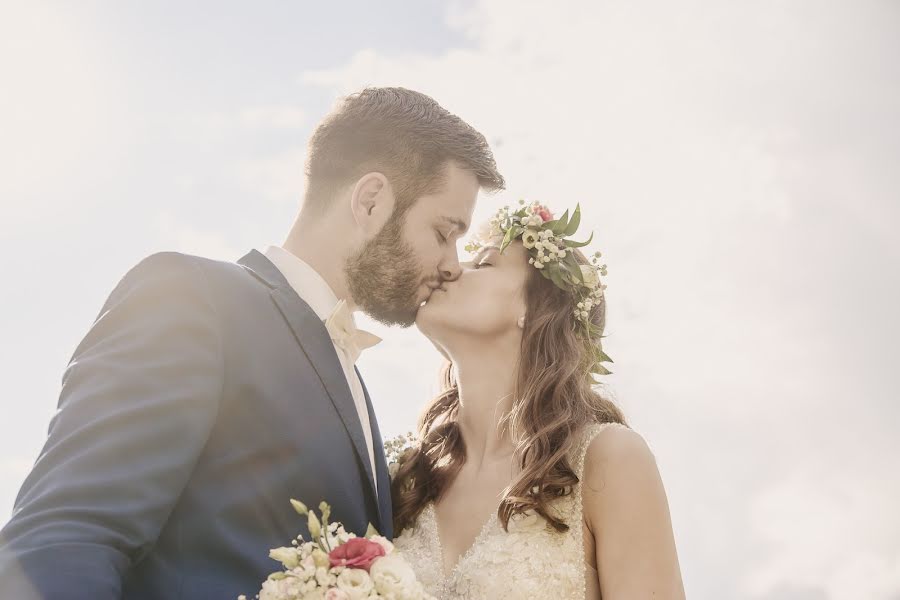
416,239 -> 530,350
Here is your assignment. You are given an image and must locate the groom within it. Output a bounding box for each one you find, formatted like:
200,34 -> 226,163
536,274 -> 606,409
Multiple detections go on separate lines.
0,87 -> 504,599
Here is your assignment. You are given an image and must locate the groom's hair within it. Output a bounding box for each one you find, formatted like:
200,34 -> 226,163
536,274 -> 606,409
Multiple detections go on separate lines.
302,87 -> 504,218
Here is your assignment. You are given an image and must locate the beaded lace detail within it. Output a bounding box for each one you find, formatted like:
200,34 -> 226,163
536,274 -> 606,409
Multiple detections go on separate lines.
393,422 -> 624,600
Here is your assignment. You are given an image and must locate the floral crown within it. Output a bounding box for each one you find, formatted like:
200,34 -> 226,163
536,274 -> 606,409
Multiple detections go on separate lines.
464,200 -> 613,378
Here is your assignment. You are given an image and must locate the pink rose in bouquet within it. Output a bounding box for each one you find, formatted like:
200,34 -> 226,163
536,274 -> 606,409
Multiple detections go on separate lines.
328,537 -> 385,571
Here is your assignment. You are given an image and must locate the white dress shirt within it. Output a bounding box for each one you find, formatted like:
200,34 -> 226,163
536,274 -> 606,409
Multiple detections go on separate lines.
262,245 -> 380,495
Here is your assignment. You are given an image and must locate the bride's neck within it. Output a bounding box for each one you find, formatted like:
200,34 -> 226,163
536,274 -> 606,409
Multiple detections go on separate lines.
453,353 -> 519,469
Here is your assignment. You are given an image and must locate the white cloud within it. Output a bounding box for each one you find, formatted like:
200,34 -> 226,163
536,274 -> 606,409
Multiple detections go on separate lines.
237,147 -> 308,208
0,0 -> 123,229
238,106 -> 307,130
198,105 -> 308,134
0,457 -> 36,516
154,212 -> 246,261
746,473 -> 900,599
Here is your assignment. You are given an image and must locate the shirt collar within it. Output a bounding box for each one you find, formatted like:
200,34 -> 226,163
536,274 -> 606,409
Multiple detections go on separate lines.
262,245 -> 343,322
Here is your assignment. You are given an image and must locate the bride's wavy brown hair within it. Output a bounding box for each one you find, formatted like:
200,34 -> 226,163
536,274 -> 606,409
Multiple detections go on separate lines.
391,245 -> 627,535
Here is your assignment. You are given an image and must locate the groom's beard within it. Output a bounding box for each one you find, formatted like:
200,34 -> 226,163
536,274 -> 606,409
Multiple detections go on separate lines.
344,215 -> 424,327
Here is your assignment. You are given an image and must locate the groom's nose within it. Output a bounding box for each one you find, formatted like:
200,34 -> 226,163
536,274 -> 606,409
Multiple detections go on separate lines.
439,252 -> 462,282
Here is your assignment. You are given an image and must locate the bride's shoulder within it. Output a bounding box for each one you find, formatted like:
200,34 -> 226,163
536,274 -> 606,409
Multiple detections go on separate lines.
578,422 -> 659,491
578,422 -> 667,522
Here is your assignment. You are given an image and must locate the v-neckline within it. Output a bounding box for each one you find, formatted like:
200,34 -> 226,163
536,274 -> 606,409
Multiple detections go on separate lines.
427,501 -> 499,579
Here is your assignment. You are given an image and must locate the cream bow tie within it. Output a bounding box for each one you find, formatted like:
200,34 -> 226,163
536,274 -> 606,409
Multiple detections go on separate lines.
324,299 -> 382,364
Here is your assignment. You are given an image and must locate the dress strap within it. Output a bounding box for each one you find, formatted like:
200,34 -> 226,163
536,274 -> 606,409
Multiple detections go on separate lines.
574,421 -> 627,480
570,421 -> 628,600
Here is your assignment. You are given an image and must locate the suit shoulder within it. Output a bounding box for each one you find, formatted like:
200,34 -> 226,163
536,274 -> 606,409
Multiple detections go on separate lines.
124,251 -> 248,284
126,251 -> 200,275
105,252 -> 232,307
129,250 -> 228,273
110,252 -> 260,318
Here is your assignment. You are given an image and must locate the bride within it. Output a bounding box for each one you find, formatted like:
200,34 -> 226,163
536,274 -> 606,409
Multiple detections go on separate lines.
390,202 -> 686,599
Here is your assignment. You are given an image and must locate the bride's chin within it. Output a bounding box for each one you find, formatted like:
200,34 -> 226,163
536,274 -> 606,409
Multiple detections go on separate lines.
415,304 -> 445,338
414,304 -> 435,330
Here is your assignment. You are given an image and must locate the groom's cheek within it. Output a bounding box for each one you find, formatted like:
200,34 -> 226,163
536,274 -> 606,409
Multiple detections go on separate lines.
406,229 -> 438,276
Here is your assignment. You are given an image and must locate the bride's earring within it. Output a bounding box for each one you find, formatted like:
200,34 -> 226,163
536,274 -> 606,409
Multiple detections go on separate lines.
517,316 -> 526,329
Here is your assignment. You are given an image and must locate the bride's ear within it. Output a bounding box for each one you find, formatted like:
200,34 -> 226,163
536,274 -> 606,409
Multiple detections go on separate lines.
350,171 -> 394,236
517,315 -> 526,329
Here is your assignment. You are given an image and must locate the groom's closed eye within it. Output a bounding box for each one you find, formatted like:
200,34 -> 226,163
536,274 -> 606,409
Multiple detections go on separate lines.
436,229 -> 450,243
438,216 -> 470,237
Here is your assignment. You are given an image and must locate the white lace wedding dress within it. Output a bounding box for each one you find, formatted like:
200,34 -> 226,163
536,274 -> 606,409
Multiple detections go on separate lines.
393,422 -> 624,600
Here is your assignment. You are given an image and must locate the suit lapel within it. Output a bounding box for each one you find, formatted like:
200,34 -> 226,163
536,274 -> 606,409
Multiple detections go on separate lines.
238,250 -> 379,508
358,369 -> 393,538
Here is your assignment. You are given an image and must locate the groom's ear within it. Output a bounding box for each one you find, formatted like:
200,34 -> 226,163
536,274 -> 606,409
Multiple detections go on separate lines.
350,171 -> 395,236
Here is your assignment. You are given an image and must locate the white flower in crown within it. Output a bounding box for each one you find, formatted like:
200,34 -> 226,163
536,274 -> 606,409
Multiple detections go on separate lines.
580,264 -> 600,290
526,214 -> 544,227
521,229 -> 539,249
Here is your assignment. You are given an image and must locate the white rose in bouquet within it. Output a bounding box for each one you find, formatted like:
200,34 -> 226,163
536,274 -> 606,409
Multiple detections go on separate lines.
335,567 -> 375,599
370,554 -> 422,599
369,535 -> 394,554
315,566 -> 337,588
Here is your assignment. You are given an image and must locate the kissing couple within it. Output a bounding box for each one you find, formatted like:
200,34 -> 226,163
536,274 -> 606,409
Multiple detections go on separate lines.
0,87 -> 684,599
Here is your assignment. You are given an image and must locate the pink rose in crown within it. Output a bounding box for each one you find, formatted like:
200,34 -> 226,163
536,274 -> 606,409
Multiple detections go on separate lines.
532,205 -> 554,222
328,537 -> 386,571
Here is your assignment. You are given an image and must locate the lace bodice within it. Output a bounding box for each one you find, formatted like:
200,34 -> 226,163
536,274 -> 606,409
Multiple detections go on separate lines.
393,422 -> 623,600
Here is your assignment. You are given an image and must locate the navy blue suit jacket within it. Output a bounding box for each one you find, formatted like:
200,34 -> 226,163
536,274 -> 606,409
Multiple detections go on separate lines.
0,250 -> 393,599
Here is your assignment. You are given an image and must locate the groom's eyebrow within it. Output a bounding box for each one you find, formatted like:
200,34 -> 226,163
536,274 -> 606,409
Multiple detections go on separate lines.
440,216 -> 469,235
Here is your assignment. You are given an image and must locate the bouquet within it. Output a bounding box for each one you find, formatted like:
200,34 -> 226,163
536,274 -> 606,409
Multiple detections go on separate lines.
240,499 -> 434,600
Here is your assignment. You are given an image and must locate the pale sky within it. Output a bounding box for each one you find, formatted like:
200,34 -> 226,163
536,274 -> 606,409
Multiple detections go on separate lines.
1,1 -> 898,598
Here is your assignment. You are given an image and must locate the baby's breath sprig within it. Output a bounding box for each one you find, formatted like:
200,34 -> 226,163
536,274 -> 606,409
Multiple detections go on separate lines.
383,431 -> 418,479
